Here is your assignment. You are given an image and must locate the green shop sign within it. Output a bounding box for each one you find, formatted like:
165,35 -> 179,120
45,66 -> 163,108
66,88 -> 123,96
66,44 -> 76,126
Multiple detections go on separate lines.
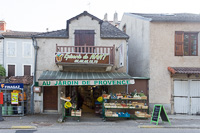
39,80 -> 135,86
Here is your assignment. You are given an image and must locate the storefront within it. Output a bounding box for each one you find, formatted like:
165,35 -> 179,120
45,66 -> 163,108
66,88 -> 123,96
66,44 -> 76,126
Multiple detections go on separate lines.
32,11 -> 150,120
37,71 -> 134,115
0,83 -> 27,116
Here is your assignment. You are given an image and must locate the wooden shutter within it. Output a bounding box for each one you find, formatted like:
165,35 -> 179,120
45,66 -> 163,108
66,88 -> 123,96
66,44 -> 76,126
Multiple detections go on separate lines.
75,30 -> 94,46
175,31 -> 184,56
8,65 -> 15,77
24,65 -> 31,76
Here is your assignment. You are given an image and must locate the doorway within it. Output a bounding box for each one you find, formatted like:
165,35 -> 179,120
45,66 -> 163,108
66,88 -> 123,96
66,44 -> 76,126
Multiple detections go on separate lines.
43,86 -> 58,111
174,80 -> 200,114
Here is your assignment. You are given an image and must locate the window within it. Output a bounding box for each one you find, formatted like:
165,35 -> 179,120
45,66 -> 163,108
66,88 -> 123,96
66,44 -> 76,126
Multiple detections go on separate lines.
175,31 -> 198,56
23,42 -> 32,57
123,24 -> 126,33
7,42 -> 16,57
74,30 -> 95,52
24,65 -> 31,76
8,65 -> 15,77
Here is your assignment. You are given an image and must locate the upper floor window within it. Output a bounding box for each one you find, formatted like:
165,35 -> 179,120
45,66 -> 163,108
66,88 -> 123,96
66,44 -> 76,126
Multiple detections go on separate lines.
23,42 -> 32,58
24,65 -> 31,76
175,31 -> 198,56
7,42 -> 16,57
8,64 -> 15,77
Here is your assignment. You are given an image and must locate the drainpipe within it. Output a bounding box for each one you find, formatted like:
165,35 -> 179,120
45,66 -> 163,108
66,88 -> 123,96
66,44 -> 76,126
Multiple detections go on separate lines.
2,38 -> 5,69
31,36 -> 39,114
126,39 -> 129,94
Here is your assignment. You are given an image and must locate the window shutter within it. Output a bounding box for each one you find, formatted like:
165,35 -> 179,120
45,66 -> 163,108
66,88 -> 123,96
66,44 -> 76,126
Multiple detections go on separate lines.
175,31 -> 184,56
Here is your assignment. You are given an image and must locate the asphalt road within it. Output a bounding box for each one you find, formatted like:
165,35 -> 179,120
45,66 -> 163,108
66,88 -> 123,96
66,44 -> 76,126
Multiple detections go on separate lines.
0,127 -> 200,133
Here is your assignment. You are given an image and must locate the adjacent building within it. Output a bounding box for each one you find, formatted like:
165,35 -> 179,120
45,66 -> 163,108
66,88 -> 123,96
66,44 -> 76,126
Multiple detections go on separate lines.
0,24 -> 38,77
120,13 -> 200,114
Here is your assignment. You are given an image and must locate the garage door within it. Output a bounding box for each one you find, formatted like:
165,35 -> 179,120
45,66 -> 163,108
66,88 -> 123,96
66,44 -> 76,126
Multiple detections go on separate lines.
174,80 -> 200,114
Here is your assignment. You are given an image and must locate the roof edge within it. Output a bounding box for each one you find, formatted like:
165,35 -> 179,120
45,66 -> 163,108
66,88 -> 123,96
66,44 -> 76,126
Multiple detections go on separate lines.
124,13 -> 152,22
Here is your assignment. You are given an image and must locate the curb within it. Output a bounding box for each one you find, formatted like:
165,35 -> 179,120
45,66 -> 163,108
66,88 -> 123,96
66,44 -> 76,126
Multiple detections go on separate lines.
138,125 -> 164,128
11,126 -> 37,129
138,125 -> 200,129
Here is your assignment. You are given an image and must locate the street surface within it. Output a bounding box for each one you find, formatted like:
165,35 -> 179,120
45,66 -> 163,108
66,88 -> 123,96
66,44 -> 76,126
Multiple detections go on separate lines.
0,126 -> 200,133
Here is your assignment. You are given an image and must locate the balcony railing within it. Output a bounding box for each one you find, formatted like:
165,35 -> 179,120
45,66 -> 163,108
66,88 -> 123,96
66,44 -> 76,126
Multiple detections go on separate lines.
56,44 -> 115,65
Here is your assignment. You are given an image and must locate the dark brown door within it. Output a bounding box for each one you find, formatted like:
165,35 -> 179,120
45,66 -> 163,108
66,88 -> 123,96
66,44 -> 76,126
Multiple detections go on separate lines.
8,65 -> 15,77
43,86 -> 58,110
24,65 -> 31,76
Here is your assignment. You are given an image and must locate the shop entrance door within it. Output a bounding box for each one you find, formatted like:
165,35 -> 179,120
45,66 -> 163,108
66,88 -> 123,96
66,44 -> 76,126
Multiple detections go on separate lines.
43,86 -> 58,110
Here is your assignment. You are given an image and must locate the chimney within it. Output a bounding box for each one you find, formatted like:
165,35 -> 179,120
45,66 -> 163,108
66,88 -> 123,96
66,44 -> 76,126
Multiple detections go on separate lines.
103,13 -> 108,21
0,21 -> 6,32
114,12 -> 118,24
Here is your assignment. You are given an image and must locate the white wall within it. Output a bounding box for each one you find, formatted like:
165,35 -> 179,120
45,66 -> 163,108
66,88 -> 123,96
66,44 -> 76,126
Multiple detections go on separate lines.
3,38 -> 34,76
0,39 -> 3,65
119,13 -> 150,78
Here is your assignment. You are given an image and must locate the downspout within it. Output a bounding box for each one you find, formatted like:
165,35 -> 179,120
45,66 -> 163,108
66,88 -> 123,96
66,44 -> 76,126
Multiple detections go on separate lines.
2,37 -> 4,68
126,39 -> 129,94
31,36 -> 38,114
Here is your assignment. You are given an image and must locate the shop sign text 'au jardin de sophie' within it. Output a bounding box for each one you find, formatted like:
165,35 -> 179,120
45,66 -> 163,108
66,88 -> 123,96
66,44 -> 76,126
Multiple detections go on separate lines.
55,52 -> 110,64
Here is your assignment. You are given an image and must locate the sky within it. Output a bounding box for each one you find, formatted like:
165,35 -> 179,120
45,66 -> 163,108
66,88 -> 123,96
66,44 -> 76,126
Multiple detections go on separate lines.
1,0 -> 200,32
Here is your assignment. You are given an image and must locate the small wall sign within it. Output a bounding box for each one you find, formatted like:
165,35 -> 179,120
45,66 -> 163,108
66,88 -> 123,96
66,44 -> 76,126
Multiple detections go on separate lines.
33,87 -> 41,93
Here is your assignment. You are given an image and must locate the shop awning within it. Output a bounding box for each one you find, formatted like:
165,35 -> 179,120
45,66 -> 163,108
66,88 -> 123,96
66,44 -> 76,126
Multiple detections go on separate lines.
38,71 -> 135,86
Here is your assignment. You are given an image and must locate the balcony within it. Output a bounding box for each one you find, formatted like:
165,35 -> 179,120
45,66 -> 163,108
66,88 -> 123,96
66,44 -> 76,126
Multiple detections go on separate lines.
55,44 -> 115,68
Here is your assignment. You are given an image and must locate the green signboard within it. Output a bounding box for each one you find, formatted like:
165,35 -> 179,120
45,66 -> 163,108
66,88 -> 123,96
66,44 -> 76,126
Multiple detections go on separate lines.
150,104 -> 171,125
39,79 -> 135,86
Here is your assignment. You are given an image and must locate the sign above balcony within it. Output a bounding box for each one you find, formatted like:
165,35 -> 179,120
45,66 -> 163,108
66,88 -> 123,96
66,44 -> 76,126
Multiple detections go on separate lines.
55,52 -> 110,64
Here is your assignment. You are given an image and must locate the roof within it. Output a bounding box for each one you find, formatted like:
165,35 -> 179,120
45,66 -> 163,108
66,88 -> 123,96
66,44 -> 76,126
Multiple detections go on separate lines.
2,31 -> 39,38
67,11 -> 103,24
9,75 -> 33,85
168,67 -> 200,74
35,11 -> 129,39
38,71 -> 133,80
130,13 -> 200,22
34,29 -> 68,38
101,21 -> 129,39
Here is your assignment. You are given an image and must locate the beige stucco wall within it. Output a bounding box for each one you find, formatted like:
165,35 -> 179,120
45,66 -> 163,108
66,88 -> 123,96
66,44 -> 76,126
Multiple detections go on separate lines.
149,22 -> 200,107
119,13 -> 150,78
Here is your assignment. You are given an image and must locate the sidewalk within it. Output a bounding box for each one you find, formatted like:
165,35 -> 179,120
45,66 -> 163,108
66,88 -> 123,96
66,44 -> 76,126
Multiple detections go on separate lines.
0,114 -> 200,129
137,114 -> 200,129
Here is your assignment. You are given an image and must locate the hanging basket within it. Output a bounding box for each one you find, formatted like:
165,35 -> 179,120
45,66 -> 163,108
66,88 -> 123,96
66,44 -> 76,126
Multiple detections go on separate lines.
64,101 -> 72,109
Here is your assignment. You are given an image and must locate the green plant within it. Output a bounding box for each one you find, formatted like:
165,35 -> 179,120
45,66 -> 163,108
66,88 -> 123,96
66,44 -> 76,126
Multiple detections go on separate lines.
0,65 -> 6,76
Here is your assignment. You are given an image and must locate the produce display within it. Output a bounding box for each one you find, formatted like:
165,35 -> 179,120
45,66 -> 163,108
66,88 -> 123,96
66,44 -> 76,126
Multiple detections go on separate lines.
102,91 -> 151,120
105,110 -> 130,117
104,101 -> 148,109
102,92 -> 147,100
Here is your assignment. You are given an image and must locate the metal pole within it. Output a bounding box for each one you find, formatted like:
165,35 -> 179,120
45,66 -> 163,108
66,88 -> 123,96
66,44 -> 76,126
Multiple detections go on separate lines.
0,105 -> 4,121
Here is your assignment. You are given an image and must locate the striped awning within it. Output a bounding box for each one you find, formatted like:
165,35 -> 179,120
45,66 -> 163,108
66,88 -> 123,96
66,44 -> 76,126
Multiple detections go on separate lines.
38,71 -> 134,86
39,71 -> 133,80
